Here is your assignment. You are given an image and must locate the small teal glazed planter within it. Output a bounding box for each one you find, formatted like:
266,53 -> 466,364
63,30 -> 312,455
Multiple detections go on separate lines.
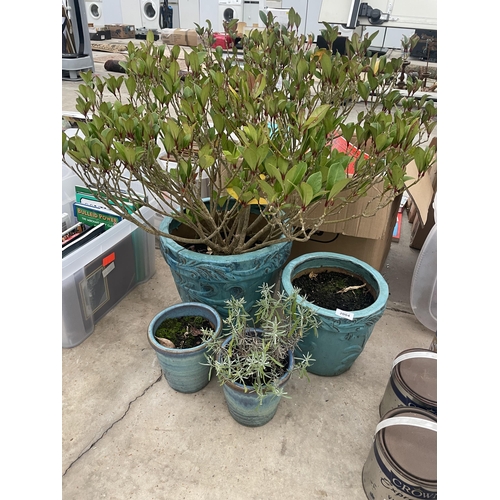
148,302 -> 222,393
281,252 -> 389,377
219,336 -> 294,427
159,207 -> 292,318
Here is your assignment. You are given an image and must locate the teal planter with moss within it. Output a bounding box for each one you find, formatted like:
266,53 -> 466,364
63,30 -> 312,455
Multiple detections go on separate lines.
281,252 -> 389,376
148,302 -> 222,393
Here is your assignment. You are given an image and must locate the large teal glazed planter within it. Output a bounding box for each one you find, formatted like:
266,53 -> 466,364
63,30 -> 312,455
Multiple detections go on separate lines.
220,336 -> 294,427
159,212 -> 292,318
281,252 -> 389,377
148,302 -> 222,393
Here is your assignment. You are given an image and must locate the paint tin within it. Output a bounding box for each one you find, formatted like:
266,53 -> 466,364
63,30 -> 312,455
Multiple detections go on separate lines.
379,348 -> 437,418
362,407 -> 437,500
429,336 -> 437,353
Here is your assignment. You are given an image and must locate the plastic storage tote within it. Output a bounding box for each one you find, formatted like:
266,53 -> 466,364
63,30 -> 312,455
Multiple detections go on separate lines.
62,205 -> 156,348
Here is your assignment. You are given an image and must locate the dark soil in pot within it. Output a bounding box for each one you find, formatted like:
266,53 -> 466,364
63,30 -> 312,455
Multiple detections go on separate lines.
169,208 -> 271,254
155,316 -> 213,348
292,268 -> 376,311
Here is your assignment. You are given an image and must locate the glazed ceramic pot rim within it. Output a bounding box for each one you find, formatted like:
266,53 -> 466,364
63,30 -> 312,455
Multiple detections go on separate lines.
281,251 -> 389,319
148,302 -> 222,355
159,202 -> 291,263
219,334 -> 294,394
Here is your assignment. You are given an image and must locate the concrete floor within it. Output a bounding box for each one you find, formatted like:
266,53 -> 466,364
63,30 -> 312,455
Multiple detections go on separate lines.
62,248 -> 434,499
62,43 -> 435,499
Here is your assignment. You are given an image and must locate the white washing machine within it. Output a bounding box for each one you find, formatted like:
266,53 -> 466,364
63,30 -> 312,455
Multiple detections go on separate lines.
101,0 -> 123,25
218,0 -> 243,33
120,0 -> 143,28
85,0 -> 103,25
282,0 -> 323,37
86,0 -> 124,26
179,0 -> 200,29
140,0 -> 160,29
242,0 -> 264,28
199,0 -> 219,30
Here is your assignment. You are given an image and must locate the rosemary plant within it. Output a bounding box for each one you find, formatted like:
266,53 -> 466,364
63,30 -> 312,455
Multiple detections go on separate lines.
202,283 -> 319,402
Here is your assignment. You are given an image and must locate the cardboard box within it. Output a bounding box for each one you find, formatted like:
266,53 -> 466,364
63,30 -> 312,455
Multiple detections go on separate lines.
287,182 -> 402,271
407,199 -> 418,223
244,25 -> 264,36
89,29 -> 111,41
404,138 -> 437,250
304,181 -> 400,238
285,131 -> 425,271
237,22 -> 247,37
287,224 -> 397,272
409,208 -> 435,249
105,24 -> 136,39
160,28 -> 202,47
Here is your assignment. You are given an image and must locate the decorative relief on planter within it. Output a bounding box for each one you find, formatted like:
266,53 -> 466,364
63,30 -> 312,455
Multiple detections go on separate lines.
159,220 -> 292,317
